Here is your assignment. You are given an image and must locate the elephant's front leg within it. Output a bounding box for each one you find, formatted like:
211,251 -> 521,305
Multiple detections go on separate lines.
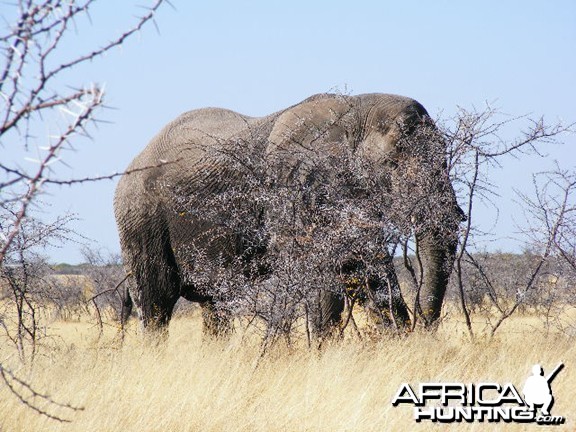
313,290 -> 345,339
341,253 -> 411,330
349,255 -> 411,332
365,270 -> 411,331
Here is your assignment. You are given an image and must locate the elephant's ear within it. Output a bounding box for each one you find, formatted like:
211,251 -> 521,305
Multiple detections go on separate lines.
266,96 -> 354,157
357,102 -> 435,168
357,127 -> 400,168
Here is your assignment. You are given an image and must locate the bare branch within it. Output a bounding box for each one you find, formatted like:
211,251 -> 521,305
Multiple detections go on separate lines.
0,363 -> 83,423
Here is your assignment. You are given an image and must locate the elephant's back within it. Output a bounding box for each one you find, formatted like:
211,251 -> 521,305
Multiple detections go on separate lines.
114,108 -> 257,226
115,107 -> 257,202
135,107 -> 255,167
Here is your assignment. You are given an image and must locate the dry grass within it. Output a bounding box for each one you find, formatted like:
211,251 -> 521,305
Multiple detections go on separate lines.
0,308 -> 575,432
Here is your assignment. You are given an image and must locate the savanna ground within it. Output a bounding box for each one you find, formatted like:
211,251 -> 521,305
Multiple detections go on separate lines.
0,303 -> 574,432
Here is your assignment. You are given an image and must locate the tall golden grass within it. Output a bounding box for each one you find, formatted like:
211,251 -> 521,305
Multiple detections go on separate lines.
0,307 -> 574,431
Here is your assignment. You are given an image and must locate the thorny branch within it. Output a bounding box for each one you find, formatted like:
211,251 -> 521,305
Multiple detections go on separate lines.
0,363 -> 84,422
443,104 -> 575,337
0,0 -> 166,422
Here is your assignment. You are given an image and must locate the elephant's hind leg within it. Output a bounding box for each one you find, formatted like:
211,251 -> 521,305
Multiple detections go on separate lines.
131,265 -> 180,337
124,229 -> 181,338
180,287 -> 233,337
201,301 -> 233,338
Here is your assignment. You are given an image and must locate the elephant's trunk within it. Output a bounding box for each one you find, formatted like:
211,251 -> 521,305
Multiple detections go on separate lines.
416,181 -> 464,326
417,229 -> 457,326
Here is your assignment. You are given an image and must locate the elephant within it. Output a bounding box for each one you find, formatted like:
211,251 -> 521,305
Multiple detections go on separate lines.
114,92 -> 463,337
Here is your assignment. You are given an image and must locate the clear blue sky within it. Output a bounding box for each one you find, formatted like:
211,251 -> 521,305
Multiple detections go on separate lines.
6,0 -> 575,264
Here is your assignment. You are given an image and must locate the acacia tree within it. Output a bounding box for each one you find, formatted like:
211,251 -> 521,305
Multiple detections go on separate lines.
514,168 -> 576,332
0,0 -> 165,421
172,98 -> 574,346
438,105 -> 574,338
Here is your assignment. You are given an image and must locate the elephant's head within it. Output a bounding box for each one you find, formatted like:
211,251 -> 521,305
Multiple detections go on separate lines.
264,93 -> 462,327
356,94 -> 464,326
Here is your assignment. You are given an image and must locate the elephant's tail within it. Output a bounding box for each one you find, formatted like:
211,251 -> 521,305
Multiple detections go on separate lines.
120,277 -> 133,326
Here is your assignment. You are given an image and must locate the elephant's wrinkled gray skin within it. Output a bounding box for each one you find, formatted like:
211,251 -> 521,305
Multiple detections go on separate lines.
115,93 -> 462,336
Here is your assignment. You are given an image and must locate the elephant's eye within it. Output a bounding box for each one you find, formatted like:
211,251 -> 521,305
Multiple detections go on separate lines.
383,158 -> 398,170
